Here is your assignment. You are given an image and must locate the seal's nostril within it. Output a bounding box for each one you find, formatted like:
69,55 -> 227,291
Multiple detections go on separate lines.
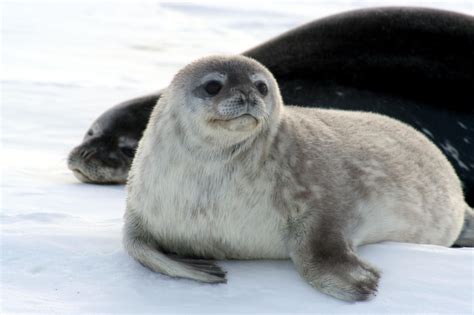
83,150 -> 96,161
232,87 -> 252,100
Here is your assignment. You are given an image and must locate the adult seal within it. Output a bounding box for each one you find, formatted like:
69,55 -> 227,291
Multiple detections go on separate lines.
68,7 -> 474,206
123,55 -> 473,301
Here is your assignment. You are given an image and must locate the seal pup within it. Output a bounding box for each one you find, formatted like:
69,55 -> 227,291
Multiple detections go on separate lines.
70,7 -> 474,208
123,55 -> 471,301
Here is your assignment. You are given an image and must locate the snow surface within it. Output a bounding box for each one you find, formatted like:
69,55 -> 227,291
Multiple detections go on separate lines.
1,0 -> 474,313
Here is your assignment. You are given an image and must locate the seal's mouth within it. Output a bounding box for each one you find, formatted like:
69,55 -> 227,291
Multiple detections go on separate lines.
70,167 -> 126,185
70,168 -> 92,183
211,113 -> 257,122
208,113 -> 259,132
67,144 -> 130,184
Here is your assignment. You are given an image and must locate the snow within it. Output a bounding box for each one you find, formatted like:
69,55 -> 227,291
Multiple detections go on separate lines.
1,0 -> 473,313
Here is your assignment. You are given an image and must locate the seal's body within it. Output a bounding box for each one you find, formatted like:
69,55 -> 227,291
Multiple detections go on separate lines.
124,56 -> 471,301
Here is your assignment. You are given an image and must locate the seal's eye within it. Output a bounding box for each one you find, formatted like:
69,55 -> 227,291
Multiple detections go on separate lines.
255,81 -> 268,96
204,80 -> 222,96
120,146 -> 136,158
87,130 -> 93,136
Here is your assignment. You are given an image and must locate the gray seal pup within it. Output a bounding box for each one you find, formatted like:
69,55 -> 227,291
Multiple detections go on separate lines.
123,55 -> 472,301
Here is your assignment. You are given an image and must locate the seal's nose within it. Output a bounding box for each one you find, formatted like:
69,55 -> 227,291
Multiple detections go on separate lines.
231,86 -> 257,107
232,86 -> 254,99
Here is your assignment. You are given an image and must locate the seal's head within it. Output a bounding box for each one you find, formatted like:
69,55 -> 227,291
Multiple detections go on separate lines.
164,55 -> 283,148
67,96 -> 155,184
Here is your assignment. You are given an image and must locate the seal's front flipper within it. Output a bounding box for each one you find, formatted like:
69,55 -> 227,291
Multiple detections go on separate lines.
288,227 -> 380,301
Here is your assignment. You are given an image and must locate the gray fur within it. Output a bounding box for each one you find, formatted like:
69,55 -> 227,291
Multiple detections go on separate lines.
123,55 -> 469,301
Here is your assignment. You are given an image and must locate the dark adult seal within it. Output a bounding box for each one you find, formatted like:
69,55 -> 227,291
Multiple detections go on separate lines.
68,7 -> 474,206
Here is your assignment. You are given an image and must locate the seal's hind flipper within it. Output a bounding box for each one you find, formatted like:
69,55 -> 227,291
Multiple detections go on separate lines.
123,209 -> 227,283
170,256 -> 227,279
123,229 -> 227,283
454,206 -> 474,247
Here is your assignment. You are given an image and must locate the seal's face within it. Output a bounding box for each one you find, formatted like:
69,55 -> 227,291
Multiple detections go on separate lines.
169,56 -> 282,147
67,121 -> 137,184
67,128 -> 135,184
67,99 -> 154,184
193,71 -> 270,132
